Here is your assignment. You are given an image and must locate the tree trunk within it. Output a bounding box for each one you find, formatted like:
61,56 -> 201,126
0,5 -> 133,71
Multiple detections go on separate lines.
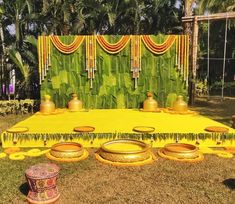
184,0 -> 195,105
0,22 -> 5,98
15,10 -> 20,48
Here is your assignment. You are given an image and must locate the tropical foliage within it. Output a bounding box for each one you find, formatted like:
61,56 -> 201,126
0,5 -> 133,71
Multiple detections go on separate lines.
0,0 -> 182,100
0,0 -> 235,100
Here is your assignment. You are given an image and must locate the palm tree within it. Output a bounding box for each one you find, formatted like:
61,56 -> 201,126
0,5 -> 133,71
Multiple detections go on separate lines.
2,0 -> 32,48
197,0 -> 235,14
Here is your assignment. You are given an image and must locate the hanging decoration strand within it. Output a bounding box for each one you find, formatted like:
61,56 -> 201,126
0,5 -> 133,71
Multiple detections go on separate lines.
186,35 -> 189,87
96,36 -> 130,54
50,35 -> 85,54
37,36 -> 52,84
131,35 -> 141,88
38,36 -> 42,84
86,35 -> 96,88
141,35 -> 176,54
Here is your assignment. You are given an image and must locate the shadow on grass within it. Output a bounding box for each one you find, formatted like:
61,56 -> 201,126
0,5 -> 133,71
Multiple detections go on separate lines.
223,178 -> 235,190
19,182 -> 29,196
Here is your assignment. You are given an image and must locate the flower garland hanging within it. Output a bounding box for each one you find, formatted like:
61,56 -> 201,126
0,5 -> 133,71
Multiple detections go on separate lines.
86,35 -> 96,88
96,35 -> 130,54
175,35 -> 189,86
131,35 -> 141,88
50,35 -> 85,54
38,36 -> 51,84
141,35 -> 176,54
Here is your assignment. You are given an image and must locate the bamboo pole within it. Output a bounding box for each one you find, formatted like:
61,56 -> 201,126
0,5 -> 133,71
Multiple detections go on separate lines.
182,12 -> 235,22
189,17 -> 199,105
182,11 -> 235,104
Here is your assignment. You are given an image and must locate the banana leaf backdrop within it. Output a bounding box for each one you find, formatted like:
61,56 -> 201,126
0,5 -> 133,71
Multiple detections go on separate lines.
40,35 -> 188,109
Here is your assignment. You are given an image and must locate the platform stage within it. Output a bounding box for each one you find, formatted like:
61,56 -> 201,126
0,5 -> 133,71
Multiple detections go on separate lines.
1,109 -> 235,148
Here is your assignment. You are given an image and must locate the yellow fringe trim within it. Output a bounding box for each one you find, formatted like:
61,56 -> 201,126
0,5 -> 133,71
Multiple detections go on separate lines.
46,149 -> 89,162
95,152 -> 157,166
158,149 -> 204,162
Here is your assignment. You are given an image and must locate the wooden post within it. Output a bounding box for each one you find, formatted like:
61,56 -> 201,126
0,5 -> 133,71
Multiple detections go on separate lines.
189,17 -> 199,105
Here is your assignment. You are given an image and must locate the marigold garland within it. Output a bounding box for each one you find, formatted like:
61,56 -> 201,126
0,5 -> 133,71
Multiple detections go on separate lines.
176,35 -> 189,86
96,35 -> 130,54
0,152 -> 7,158
38,36 -> 51,84
38,34 -> 189,88
86,35 -> 96,88
141,35 -> 176,54
50,35 -> 85,54
131,35 -> 141,88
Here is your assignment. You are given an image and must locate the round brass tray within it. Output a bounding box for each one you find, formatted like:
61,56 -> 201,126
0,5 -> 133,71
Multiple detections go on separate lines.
139,108 -> 161,113
6,126 -> 29,133
99,139 -> 151,163
132,126 -> 155,133
161,143 -> 199,159
205,126 -> 229,133
73,126 -> 95,132
46,149 -> 89,162
163,108 -> 198,115
50,142 -> 84,158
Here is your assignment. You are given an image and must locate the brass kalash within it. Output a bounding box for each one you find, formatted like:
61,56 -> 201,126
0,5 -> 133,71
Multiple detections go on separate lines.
40,95 -> 55,114
68,93 -> 83,111
172,95 -> 188,112
164,95 -> 197,115
141,92 -> 160,112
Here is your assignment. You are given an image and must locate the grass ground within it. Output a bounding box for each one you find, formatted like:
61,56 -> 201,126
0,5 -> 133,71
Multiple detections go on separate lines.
0,97 -> 234,204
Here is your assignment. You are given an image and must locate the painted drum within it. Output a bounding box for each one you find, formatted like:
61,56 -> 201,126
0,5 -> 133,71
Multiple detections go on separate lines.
25,163 -> 60,204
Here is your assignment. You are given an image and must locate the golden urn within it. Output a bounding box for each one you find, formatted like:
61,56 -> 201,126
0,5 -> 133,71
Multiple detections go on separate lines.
143,92 -> 158,111
68,93 -> 82,111
40,95 -> 55,114
172,95 -> 188,112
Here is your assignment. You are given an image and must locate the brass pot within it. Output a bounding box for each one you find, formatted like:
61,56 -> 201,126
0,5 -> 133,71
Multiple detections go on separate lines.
68,93 -> 83,111
99,139 -> 151,163
40,95 -> 55,114
50,142 -> 84,158
162,143 -> 199,159
143,92 -> 158,111
172,95 -> 188,112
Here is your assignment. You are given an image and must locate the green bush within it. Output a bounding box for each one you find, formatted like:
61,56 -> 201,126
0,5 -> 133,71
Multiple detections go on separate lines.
0,99 -> 39,116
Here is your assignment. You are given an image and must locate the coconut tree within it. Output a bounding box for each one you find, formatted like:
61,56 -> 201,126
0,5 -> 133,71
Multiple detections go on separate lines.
197,0 -> 235,14
2,0 -> 32,48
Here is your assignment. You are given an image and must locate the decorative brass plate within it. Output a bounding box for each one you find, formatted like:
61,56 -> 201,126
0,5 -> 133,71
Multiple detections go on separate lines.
161,143 -> 199,159
132,126 -> 155,133
139,108 -> 161,113
73,126 -> 95,132
6,126 -> 29,133
50,142 -> 84,158
99,139 -> 151,163
205,126 -> 229,133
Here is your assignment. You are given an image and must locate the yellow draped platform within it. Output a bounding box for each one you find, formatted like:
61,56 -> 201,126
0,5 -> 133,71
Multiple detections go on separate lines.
1,109 -> 235,148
